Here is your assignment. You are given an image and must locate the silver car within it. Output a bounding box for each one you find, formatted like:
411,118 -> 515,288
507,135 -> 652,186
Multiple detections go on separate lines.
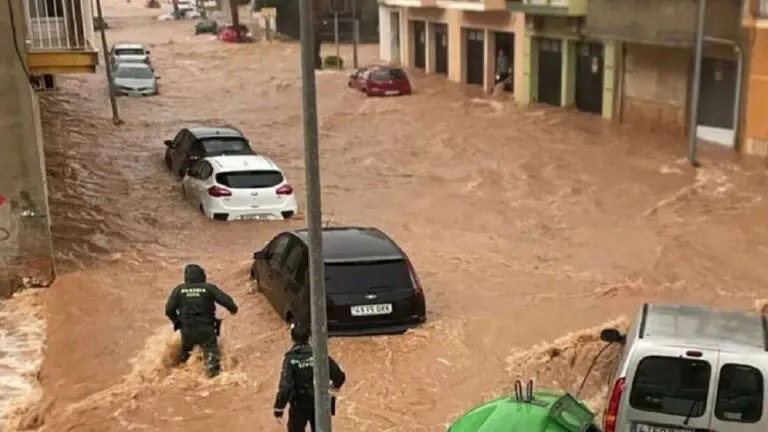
110,43 -> 151,67
112,63 -> 159,96
600,303 -> 768,432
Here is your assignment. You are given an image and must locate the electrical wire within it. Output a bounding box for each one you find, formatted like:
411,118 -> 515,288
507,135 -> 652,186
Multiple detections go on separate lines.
6,0 -> 34,85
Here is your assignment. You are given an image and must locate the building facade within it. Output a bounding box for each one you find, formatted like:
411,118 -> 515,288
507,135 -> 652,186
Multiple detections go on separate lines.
0,0 -> 97,296
743,0 -> 768,155
378,0 -> 526,100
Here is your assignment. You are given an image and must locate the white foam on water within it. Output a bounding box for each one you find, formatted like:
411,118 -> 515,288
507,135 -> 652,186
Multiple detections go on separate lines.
0,290 -> 45,431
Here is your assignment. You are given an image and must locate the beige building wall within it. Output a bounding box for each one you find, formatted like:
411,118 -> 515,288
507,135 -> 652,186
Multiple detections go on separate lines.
399,7 -> 525,101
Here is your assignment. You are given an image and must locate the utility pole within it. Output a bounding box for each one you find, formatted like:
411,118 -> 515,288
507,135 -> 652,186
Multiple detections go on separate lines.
298,0 -> 332,429
333,10 -> 340,69
687,0 -> 707,167
351,0 -> 358,68
94,0 -> 122,125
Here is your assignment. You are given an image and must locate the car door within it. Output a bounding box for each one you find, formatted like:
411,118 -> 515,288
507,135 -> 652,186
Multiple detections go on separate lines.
708,354 -> 766,432
184,140 -> 205,174
194,162 -> 214,208
171,130 -> 193,175
259,234 -> 292,310
181,160 -> 204,202
278,241 -> 308,324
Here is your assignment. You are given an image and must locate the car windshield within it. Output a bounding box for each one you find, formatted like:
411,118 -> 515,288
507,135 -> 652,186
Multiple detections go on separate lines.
216,170 -> 283,189
629,356 -> 711,418
324,259 -> 411,294
200,138 -> 252,155
372,68 -> 407,80
115,48 -> 145,56
114,66 -> 153,79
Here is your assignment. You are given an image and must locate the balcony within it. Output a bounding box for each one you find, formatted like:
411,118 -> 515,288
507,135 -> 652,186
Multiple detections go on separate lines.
506,0 -> 586,16
434,0 -> 505,11
378,0 -> 437,8
25,0 -> 99,75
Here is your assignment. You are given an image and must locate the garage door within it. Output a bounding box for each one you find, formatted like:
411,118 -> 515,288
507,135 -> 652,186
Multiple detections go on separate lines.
537,38 -> 562,106
465,28 -> 484,86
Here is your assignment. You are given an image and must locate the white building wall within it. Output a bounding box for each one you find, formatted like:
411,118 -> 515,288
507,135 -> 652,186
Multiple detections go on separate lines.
378,5 -> 392,62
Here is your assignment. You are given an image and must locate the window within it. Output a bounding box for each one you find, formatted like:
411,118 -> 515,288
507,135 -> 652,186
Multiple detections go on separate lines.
178,132 -> 194,153
372,68 -> 407,81
324,259 -> 411,294
282,245 -> 305,280
629,356 -> 711,418
114,65 -> 154,79
199,162 -> 213,180
715,364 -> 763,423
201,138 -> 252,156
115,48 -> 145,56
216,171 -> 284,189
268,235 -> 291,267
188,160 -> 205,177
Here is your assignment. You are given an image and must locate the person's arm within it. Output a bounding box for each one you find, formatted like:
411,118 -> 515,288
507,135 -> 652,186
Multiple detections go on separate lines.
274,357 -> 294,415
165,286 -> 181,323
328,356 -> 346,390
208,284 -> 239,314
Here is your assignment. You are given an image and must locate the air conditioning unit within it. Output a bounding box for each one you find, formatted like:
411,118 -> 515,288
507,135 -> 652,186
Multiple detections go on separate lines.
30,74 -> 56,92
526,16 -> 543,32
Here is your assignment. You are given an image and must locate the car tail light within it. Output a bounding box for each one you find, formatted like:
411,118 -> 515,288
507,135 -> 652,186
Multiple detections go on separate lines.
207,185 -> 232,197
405,258 -> 423,296
604,377 -> 625,432
276,184 -> 293,195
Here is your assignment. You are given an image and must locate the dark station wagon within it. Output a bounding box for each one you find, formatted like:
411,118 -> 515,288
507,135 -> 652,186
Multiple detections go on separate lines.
250,227 -> 427,336
164,126 -> 255,178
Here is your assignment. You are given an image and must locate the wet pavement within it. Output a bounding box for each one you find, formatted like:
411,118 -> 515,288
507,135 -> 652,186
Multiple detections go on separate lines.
4,0 -> 768,430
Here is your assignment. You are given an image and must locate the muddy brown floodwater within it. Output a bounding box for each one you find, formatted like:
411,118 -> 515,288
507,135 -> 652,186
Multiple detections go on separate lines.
4,0 -> 768,430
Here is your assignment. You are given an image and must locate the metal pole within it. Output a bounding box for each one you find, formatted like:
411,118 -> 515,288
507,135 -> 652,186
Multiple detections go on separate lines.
94,0 -> 122,125
687,0 -> 707,167
732,46 -> 743,149
334,11 -> 340,69
351,0 -> 358,68
298,0 -> 332,429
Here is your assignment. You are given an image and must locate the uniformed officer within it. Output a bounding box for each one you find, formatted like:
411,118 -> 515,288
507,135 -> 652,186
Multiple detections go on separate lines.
273,326 -> 346,432
165,264 -> 238,377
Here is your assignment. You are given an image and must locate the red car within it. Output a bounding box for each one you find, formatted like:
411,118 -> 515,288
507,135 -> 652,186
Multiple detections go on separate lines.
347,66 -> 412,97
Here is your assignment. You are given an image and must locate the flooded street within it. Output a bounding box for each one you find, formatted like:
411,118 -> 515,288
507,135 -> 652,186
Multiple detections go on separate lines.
4,0 -> 768,430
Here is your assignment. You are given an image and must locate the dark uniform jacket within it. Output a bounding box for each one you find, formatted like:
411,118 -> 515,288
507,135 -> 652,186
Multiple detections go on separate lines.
165,264 -> 238,328
274,344 -> 346,410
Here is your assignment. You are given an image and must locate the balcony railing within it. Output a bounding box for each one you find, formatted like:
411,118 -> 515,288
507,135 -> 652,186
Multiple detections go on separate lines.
25,0 -> 95,51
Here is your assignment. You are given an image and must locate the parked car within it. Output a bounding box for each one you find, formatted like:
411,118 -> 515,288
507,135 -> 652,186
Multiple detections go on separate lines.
599,303 -> 768,432
448,384 -> 602,432
181,155 -> 297,221
110,43 -> 151,68
112,63 -> 159,96
250,227 -> 427,336
163,126 -> 255,178
347,65 -> 411,97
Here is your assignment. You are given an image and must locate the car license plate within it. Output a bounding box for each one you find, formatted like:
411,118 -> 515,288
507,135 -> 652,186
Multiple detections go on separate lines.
384,90 -> 399,96
632,423 -> 694,432
240,214 -> 270,220
350,304 -> 392,316
128,91 -> 141,96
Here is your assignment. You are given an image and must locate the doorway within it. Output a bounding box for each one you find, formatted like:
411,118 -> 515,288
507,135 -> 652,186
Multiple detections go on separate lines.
575,42 -> 604,114
697,57 -> 738,147
412,21 -> 426,69
493,31 -> 515,92
390,11 -> 400,63
433,23 -> 448,75
536,37 -> 562,106
465,28 -> 484,86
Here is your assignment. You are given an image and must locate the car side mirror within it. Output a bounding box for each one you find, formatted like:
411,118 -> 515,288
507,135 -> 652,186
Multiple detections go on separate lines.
600,328 -> 625,344
253,250 -> 270,260
164,139 -> 173,147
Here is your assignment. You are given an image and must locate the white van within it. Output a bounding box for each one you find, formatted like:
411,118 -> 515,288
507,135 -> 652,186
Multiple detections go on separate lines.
599,303 -> 768,432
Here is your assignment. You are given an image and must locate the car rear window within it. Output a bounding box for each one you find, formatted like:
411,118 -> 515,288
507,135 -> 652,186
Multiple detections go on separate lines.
325,259 -> 411,294
629,356 -> 711,418
715,363 -> 763,423
201,138 -> 251,155
216,170 -> 283,189
371,68 -> 407,80
116,49 -> 144,56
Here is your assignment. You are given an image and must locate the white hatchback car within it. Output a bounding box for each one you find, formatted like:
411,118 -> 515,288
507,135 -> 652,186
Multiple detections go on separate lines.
181,155 -> 298,221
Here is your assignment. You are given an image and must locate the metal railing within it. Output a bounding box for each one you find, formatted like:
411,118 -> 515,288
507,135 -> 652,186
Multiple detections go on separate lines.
24,0 -> 95,50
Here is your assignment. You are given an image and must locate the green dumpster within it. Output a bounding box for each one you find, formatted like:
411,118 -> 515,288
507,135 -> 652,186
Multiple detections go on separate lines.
448,383 -> 602,432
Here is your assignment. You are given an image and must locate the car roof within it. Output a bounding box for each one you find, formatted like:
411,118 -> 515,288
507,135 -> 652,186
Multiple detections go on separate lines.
113,43 -> 145,50
292,227 -> 404,262
187,126 -> 244,139
207,155 -> 279,172
639,303 -> 768,352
